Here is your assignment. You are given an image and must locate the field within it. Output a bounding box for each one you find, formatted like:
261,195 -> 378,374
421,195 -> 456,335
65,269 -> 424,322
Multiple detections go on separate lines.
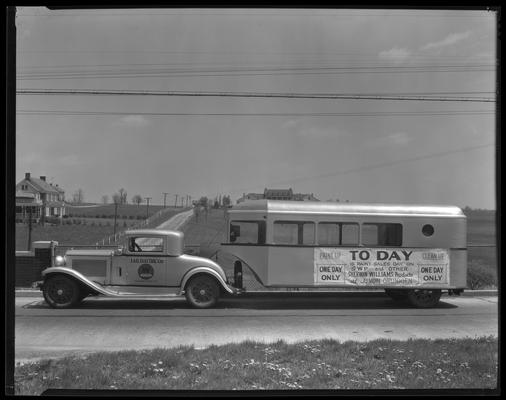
65,204 -> 175,219
15,205 -> 189,250
15,337 -> 498,393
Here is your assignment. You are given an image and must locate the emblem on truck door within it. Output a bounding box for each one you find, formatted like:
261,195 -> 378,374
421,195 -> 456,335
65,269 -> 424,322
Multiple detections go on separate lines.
138,264 -> 154,279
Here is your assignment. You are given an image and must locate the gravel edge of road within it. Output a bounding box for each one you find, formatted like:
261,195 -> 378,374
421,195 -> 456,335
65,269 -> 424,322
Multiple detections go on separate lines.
14,288 -> 498,298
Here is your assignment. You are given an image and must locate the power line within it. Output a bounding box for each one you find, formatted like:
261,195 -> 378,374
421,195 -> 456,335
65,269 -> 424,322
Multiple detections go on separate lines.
17,11 -> 496,18
247,143 -> 496,188
16,64 -> 495,80
17,110 -> 495,117
16,89 -> 495,102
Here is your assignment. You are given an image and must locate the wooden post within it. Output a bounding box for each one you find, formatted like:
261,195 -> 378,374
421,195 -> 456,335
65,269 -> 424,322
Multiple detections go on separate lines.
27,206 -> 32,251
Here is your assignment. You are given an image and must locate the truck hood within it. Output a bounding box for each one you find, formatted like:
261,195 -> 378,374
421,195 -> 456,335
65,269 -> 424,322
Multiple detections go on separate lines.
66,249 -> 115,257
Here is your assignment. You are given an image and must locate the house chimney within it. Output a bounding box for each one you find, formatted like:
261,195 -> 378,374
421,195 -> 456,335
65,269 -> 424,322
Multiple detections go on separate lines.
25,172 -> 31,180
40,176 -> 46,181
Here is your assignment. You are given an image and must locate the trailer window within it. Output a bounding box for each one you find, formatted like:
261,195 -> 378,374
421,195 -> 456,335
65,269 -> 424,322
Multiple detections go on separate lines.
318,222 -> 359,245
273,221 -> 315,245
229,221 -> 266,244
362,223 -> 402,246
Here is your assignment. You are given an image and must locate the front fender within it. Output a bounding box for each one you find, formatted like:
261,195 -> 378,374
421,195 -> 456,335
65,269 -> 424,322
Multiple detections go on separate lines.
41,267 -> 110,296
180,267 -> 235,294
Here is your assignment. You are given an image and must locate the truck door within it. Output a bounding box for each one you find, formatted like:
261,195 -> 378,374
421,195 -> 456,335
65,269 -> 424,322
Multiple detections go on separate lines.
122,235 -> 167,286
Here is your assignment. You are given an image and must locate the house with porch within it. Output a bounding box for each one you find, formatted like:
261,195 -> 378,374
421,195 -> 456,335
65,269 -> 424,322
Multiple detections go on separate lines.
16,172 -> 66,222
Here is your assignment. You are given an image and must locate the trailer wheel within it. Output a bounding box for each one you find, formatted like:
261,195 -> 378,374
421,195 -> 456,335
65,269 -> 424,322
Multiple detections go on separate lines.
43,275 -> 82,309
385,289 -> 408,301
407,289 -> 442,308
185,275 -> 220,308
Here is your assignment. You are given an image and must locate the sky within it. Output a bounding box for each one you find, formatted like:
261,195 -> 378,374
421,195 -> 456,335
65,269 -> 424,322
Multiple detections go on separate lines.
14,7 -> 497,209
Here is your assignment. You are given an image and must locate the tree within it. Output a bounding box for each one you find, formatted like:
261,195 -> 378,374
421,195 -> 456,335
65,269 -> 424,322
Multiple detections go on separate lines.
118,188 -> 128,204
198,196 -> 208,208
222,195 -> 231,207
101,195 -> 109,204
112,193 -> 122,205
132,195 -> 143,207
72,188 -> 84,204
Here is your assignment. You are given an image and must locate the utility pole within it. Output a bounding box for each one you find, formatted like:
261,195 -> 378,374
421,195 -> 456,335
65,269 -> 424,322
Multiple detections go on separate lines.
27,206 -> 33,250
145,197 -> 151,219
113,201 -> 118,237
174,194 -> 178,208
163,192 -> 169,208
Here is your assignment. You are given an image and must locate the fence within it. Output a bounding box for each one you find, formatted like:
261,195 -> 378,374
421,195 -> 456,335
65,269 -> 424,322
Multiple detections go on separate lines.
94,207 -> 190,246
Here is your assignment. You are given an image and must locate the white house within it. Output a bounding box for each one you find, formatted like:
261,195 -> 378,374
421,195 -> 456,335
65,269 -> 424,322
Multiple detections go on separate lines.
16,172 -> 66,222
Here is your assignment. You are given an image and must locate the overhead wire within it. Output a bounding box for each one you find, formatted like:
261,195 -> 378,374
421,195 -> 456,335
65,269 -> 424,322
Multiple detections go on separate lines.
241,143 -> 496,188
16,110 -> 495,117
16,89 -> 495,102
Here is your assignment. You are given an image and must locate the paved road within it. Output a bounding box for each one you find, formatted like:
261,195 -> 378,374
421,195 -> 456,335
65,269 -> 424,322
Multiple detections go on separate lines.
15,294 -> 498,364
156,209 -> 194,231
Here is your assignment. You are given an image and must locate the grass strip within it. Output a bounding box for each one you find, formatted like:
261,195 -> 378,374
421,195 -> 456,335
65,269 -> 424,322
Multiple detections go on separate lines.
15,336 -> 497,394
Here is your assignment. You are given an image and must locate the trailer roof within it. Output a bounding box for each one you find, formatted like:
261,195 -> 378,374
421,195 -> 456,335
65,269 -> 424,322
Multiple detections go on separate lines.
229,200 -> 465,217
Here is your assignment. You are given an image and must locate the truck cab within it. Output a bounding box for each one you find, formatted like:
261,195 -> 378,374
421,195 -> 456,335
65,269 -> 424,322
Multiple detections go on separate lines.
40,229 -> 235,309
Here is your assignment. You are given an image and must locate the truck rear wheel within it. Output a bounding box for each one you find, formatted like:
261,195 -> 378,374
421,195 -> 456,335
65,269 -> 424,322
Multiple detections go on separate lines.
185,275 -> 220,308
43,275 -> 82,309
407,289 -> 442,308
385,289 -> 408,301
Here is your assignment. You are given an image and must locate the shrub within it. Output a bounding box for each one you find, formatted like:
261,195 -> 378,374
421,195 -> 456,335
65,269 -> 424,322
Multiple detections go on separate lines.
467,260 -> 497,289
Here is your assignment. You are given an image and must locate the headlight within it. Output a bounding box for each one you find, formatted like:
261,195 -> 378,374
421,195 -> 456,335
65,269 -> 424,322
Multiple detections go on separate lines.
54,255 -> 66,266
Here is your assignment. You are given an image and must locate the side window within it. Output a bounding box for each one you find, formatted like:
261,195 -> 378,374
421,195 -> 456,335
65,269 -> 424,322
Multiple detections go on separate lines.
128,237 -> 164,252
229,221 -> 266,244
318,222 -> 359,245
362,223 -> 402,246
273,221 -> 315,245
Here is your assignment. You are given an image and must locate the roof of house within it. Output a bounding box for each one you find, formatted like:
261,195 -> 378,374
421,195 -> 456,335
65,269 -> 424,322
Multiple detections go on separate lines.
264,188 -> 293,196
19,177 -> 61,194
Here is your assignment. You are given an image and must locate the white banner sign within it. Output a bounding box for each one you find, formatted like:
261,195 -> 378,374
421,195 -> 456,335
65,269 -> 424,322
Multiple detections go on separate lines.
314,248 -> 449,287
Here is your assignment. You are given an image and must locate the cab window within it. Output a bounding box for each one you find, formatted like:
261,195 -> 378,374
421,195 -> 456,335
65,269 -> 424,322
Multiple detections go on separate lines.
229,221 -> 266,244
273,221 -> 315,245
128,237 -> 164,252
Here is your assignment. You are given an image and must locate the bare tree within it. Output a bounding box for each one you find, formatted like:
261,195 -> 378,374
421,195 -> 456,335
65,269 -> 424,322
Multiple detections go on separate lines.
118,188 -> 127,204
72,188 -> 84,204
101,195 -> 109,204
132,194 -> 143,207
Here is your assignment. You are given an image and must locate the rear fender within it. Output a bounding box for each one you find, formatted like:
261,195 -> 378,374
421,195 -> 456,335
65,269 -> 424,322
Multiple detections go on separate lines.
180,267 -> 234,294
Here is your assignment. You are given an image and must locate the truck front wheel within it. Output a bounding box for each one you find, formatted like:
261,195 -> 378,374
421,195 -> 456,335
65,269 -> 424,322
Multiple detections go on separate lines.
43,275 -> 82,309
407,289 -> 442,308
185,275 -> 220,308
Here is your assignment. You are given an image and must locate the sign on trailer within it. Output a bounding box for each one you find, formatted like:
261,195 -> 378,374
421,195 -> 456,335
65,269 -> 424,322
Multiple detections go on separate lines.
314,248 -> 450,286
